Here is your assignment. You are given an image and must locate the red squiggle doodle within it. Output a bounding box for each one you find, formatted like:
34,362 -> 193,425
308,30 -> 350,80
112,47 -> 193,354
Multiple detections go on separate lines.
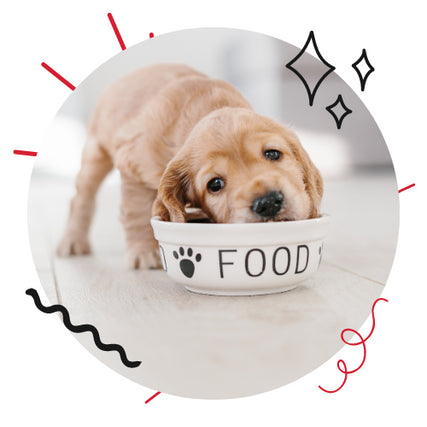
319,297 -> 388,393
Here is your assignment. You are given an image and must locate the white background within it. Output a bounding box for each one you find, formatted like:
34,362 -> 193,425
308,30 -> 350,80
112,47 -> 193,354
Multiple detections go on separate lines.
0,0 -> 424,425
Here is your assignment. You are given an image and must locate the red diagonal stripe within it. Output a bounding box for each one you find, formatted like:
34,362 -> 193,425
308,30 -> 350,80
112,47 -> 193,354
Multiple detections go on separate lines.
13,150 -> 38,157
145,391 -> 161,404
41,62 -> 75,91
108,13 -> 126,50
398,183 -> 415,193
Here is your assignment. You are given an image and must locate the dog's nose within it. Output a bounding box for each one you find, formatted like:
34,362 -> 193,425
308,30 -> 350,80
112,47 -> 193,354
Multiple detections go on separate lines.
251,190 -> 284,218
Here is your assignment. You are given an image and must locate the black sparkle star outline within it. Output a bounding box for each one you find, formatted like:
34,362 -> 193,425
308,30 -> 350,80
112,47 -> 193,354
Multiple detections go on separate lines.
325,95 -> 352,129
352,49 -> 375,91
285,31 -> 336,106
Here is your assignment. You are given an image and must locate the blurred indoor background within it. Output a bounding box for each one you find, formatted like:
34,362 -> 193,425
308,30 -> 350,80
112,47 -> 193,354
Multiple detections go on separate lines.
36,28 -> 393,181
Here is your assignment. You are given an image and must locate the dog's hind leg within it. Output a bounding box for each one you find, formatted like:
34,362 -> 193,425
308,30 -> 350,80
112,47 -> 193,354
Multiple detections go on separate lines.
57,137 -> 113,256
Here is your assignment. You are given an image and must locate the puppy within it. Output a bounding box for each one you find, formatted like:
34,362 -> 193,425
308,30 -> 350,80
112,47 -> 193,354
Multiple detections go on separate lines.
57,63 -> 323,269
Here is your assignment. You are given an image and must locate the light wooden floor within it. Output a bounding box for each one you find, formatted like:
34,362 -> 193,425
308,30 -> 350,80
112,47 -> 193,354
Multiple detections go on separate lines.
28,169 -> 398,399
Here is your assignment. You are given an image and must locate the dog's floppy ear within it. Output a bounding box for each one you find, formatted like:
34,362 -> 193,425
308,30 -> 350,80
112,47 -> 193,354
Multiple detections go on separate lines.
152,154 -> 193,223
289,136 -> 323,218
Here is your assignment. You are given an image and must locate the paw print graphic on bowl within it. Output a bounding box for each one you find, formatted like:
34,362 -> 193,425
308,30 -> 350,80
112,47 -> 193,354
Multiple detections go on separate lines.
173,247 -> 202,278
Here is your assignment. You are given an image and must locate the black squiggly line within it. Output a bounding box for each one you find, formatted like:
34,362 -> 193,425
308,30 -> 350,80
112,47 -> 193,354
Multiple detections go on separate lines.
25,288 -> 141,368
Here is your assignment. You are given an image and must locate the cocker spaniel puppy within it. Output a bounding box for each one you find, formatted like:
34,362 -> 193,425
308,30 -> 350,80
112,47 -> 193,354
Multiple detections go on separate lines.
58,64 -> 323,269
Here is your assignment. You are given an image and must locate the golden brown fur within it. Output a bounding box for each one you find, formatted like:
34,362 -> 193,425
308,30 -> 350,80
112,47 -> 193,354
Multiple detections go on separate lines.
58,64 -> 323,269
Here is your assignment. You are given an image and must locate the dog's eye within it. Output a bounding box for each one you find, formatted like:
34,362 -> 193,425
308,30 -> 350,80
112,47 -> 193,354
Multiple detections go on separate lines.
264,149 -> 281,161
207,177 -> 225,193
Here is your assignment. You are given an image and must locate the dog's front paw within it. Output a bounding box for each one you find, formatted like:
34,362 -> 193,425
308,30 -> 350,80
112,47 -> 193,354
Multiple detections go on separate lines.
127,247 -> 162,270
57,232 -> 91,256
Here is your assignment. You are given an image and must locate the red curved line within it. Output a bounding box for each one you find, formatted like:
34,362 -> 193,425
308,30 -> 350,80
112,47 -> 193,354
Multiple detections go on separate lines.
319,298 -> 388,393
338,330 -> 366,374
341,327 -> 363,345
364,298 -> 388,341
318,360 -> 348,393
340,298 -> 388,345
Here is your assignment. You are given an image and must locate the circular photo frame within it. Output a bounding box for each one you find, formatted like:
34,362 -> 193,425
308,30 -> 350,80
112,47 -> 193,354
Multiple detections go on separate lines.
28,28 -> 398,399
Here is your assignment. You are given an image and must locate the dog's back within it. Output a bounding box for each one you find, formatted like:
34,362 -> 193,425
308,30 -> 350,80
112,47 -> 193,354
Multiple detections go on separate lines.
88,64 -> 207,152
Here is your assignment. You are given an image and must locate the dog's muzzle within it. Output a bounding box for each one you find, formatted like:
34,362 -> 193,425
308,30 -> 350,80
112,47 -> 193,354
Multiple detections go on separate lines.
251,190 -> 284,219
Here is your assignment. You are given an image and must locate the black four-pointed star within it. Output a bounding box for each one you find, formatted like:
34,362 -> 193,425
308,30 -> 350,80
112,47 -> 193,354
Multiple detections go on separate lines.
325,95 -> 352,129
285,31 -> 336,106
352,48 -> 375,91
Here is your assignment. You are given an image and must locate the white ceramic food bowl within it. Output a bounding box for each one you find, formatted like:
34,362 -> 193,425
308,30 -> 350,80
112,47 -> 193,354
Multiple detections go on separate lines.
151,215 -> 330,296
